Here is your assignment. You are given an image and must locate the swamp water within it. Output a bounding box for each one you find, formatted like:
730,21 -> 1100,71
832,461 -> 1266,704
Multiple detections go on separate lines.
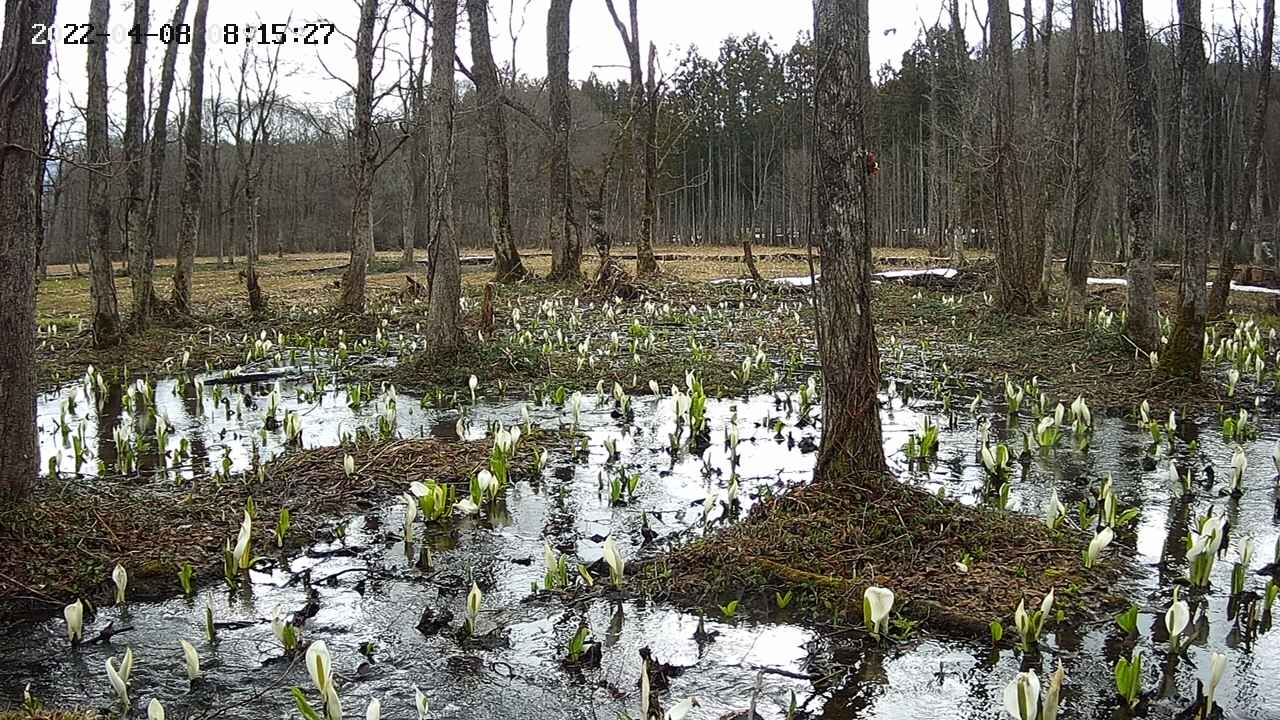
5,368 -> 1280,719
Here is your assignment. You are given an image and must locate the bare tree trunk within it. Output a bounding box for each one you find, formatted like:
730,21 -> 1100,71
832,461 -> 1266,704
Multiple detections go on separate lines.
545,0 -> 581,281
0,0 -> 56,502
1207,0 -> 1274,318
1064,0 -> 1099,324
605,0 -> 659,276
86,0 -> 121,347
171,0 -> 210,313
813,0 -> 885,478
425,0 -> 462,353
989,0 -> 1039,314
142,0 -> 190,315
245,181 -> 265,313
467,0 -> 529,282
1161,0 -> 1209,379
124,0 -> 151,327
338,0 -> 379,312
1120,0 -> 1159,351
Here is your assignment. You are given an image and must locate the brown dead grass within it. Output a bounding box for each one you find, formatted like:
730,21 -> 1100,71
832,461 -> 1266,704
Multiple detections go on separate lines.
0,437 -> 503,621
642,470 -> 1124,636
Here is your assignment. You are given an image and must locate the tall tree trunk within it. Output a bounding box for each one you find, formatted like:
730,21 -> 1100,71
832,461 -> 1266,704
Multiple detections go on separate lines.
143,0 -> 190,314
605,0 -> 659,276
545,0 -> 581,281
338,0 -> 379,312
1207,0 -> 1274,318
640,42 -> 659,274
124,0 -> 151,327
86,0 -> 121,347
467,0 -> 529,282
0,0 -> 57,502
813,0 -> 885,478
1120,0 -> 1160,351
171,0 -> 210,312
1064,0 -> 1099,324
245,180 -> 265,313
1161,0 -> 1209,379
424,0 -> 462,352
989,0 -> 1039,314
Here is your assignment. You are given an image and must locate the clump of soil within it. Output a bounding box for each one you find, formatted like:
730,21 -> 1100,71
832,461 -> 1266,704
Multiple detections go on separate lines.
642,470 -> 1124,636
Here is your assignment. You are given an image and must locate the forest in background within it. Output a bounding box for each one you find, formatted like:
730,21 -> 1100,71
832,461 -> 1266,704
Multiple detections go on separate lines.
33,1 -> 1280,271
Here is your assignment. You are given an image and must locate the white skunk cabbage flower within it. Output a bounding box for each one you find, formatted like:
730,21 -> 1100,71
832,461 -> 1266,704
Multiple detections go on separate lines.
603,535 -> 625,588
306,640 -> 333,692
544,541 -> 557,574
1084,527 -> 1113,568
148,698 -> 165,720
323,684 -> 342,720
1070,396 -> 1091,428
1231,445 -> 1248,491
180,639 -> 201,680
1205,652 -> 1227,711
1044,490 -> 1065,529
105,648 -> 133,707
1003,670 -> 1040,720
112,563 -> 129,604
862,586 -> 894,638
414,687 -> 430,719
344,453 -> 356,477
467,582 -> 483,630
1164,590 -> 1189,649
233,510 -> 253,569
476,470 -> 498,500
365,698 -> 381,720
454,498 -> 480,515
64,599 -> 84,643
468,374 -> 478,401
403,494 -> 418,542
1041,662 -> 1065,720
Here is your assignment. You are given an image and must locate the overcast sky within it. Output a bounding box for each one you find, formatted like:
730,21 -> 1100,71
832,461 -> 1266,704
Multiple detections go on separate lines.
11,0 -> 1266,121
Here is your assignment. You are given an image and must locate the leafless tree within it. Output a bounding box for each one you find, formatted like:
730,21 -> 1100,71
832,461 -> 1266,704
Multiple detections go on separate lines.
425,0 -> 463,352
604,0 -> 659,275
1207,0 -> 1274,318
228,42 -> 286,316
1161,0 -> 1210,378
1120,0 -> 1159,351
172,0 -> 212,312
1064,0 -> 1100,324
85,0 -> 121,347
466,0 -> 530,281
124,0 -> 151,326
0,0 -> 57,501
141,0 -> 192,318
545,0 -> 581,281
812,0 -> 885,477
988,0 -> 1040,314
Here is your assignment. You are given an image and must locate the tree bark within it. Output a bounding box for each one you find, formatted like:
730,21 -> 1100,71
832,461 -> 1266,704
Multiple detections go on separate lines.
0,0 -> 57,502
171,0 -> 210,313
424,0 -> 462,353
545,0 -> 581,281
812,0 -> 885,478
989,0 -> 1039,314
1064,0 -> 1099,324
86,0 -> 121,347
1120,0 -> 1160,351
466,0 -> 529,282
124,0 -> 151,327
338,0 -> 380,312
143,0 -> 190,314
605,0 -> 659,276
1207,0 -> 1274,318
1161,0 -> 1209,379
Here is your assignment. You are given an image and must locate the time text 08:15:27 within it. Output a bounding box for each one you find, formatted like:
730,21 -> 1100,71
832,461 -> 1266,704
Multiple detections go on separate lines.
31,21 -> 338,46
